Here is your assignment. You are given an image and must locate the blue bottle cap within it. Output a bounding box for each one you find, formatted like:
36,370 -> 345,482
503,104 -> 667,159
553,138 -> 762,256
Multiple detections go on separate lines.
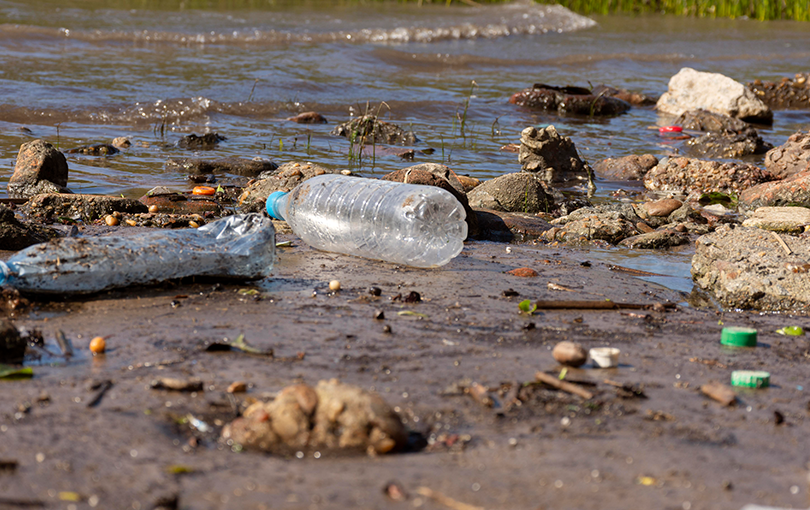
266,191 -> 288,221
0,261 -> 9,287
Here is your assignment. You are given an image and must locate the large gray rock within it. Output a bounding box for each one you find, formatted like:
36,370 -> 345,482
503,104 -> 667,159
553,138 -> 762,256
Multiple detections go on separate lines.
518,125 -> 594,187
657,68 -> 773,124
763,130 -> 810,180
467,172 -> 556,215
644,157 -> 775,198
7,140 -> 71,198
692,225 -> 810,310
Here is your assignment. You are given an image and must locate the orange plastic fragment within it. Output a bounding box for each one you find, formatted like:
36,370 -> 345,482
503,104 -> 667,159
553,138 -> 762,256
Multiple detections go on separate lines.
192,186 -> 216,196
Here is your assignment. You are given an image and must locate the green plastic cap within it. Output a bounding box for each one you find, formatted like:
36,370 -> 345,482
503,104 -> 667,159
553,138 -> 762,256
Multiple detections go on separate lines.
731,370 -> 770,388
720,327 -> 757,347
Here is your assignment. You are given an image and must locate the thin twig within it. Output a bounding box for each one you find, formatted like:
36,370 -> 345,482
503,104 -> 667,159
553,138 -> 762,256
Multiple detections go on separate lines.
535,372 -> 594,399
770,231 -> 792,255
415,487 -> 485,510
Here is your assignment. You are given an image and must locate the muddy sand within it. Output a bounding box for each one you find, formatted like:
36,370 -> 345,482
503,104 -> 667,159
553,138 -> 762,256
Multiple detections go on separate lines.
1,234 -> 808,510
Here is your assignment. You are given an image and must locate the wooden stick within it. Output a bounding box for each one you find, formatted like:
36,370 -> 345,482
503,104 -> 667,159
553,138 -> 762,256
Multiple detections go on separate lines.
700,382 -> 737,406
533,300 -> 675,311
415,487 -> 485,510
770,231 -> 792,255
535,372 -> 594,399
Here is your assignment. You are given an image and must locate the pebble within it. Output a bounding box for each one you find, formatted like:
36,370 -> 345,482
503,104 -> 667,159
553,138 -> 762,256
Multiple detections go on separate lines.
329,280 -> 341,292
104,215 -> 119,226
89,337 -> 106,354
552,341 -> 588,367
643,198 -> 682,217
507,267 -> 539,277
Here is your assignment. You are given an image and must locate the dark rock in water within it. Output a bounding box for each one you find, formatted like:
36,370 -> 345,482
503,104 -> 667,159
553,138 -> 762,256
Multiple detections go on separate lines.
0,204 -> 59,250
592,84 -> 658,106
166,157 -> 278,178
67,144 -> 120,156
748,73 -> 810,109
382,163 -> 478,238
739,168 -> 810,211
675,109 -> 772,159
644,157 -> 776,199
238,161 -> 345,213
692,225 -> 810,311
331,115 -> 418,145
509,83 -> 631,116
593,154 -> 658,181
177,133 -> 227,150
287,111 -> 328,124
657,68 -> 772,124
675,109 -> 750,133
474,209 -> 552,242
518,126 -> 594,187
8,140 -> 71,199
618,230 -> 690,249
467,172 -> 556,217
0,319 -> 25,364
684,131 -> 773,159
763,129 -> 810,180
139,191 -> 222,216
23,194 -> 148,223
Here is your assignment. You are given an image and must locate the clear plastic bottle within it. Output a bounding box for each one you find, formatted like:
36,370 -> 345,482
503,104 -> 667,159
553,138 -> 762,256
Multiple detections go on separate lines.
0,214 -> 275,294
266,174 -> 467,268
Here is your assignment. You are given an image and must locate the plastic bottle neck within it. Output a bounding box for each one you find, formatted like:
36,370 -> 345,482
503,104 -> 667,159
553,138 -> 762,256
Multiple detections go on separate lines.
0,260 -> 9,287
266,191 -> 289,221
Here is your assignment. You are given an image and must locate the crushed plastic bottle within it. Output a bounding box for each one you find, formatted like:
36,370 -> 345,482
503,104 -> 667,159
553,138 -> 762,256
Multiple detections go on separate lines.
266,174 -> 467,268
0,213 -> 275,294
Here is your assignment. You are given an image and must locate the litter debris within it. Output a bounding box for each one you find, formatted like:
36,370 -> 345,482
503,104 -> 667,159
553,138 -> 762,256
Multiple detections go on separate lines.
415,486 -> 484,510
0,214 -> 276,294
204,334 -> 273,357
776,326 -> 804,336
701,381 -> 737,406
150,377 -> 204,392
589,347 -> 620,368
731,370 -> 770,388
0,364 -> 33,379
721,327 -> 758,347
266,174 -> 466,268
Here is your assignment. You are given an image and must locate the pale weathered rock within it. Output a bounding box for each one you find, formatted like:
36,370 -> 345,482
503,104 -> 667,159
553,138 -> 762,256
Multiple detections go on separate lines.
552,341 -> 588,367
221,379 -> 408,455
467,172 -> 556,215
763,130 -> 810,180
592,154 -> 658,181
518,125 -> 594,187
644,157 -> 775,198
692,225 -> 810,310
8,140 -> 71,198
741,206 -> 810,233
657,68 -> 772,124
546,204 -> 641,245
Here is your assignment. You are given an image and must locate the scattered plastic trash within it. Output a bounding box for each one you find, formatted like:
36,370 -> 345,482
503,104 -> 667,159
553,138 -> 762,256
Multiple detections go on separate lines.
776,325 -> 804,336
0,213 -> 275,295
266,174 -> 467,268
731,370 -> 770,388
589,347 -> 620,368
658,125 -> 683,134
721,327 -> 758,347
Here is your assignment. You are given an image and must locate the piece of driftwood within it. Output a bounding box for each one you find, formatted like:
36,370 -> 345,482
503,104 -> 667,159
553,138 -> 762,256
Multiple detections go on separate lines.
700,381 -> 737,406
534,300 -> 675,311
535,371 -> 594,399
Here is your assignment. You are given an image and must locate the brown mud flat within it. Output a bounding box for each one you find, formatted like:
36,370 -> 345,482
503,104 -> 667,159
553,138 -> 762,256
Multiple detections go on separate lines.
0,236 -> 808,510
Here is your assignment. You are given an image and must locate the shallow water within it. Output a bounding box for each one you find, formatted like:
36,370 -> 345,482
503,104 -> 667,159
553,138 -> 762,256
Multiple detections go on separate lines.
1,0 -> 810,290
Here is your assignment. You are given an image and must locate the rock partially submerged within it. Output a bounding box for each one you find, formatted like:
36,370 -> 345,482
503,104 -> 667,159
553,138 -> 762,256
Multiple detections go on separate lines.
287,111 -> 328,124
675,109 -> 772,159
474,209 -> 552,242
763,129 -> 810,180
8,140 -> 71,198
618,230 -> 689,249
657,68 -> 772,124
518,126 -> 594,187
0,204 -> 59,250
331,115 -> 418,145
466,172 -> 556,215
593,154 -> 658,181
177,133 -> 226,150
545,204 -> 641,245
238,162 -> 345,213
644,157 -> 775,198
748,73 -> 810,109
23,194 -> 148,223
692,225 -> 810,310
222,379 -> 408,455
166,157 -> 278,178
509,84 -> 631,116
0,319 -> 25,364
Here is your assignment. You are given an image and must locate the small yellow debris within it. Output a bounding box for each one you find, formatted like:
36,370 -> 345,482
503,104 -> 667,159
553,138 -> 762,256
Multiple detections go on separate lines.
104,215 -> 119,226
